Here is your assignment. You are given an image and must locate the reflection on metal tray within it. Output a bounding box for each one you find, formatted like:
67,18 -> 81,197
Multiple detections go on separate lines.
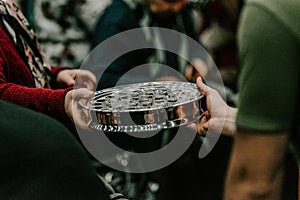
79,81 -> 207,132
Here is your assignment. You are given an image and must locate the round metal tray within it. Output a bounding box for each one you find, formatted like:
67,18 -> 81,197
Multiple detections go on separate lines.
79,81 -> 206,132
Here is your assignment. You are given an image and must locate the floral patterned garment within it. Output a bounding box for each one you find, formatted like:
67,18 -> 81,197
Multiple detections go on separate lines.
32,0 -> 110,68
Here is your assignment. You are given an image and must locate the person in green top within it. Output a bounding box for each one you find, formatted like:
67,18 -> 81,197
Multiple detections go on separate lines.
195,0 -> 300,199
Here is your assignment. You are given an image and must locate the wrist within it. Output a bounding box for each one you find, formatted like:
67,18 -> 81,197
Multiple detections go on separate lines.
64,90 -> 74,122
223,106 -> 237,136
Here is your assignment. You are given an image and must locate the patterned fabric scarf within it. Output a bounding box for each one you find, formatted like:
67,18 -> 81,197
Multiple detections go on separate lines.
0,0 -> 51,88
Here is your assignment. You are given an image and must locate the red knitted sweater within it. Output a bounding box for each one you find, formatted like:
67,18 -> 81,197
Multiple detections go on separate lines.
0,22 -> 72,126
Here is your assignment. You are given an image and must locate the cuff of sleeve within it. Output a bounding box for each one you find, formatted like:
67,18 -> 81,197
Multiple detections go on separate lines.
48,87 -> 74,130
50,66 -> 70,89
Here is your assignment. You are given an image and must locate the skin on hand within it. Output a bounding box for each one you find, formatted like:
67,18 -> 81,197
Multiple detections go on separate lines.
148,0 -> 188,19
56,69 -> 97,90
189,76 -> 237,136
64,88 -> 94,130
185,58 -> 208,82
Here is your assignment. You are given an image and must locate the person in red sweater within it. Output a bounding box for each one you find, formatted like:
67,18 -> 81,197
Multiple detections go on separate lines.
0,0 -> 96,130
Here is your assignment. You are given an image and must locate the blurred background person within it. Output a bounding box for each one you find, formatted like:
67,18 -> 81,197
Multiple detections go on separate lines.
189,0 -> 240,105
90,0 -> 209,90
19,0 -> 111,68
200,2 -> 237,89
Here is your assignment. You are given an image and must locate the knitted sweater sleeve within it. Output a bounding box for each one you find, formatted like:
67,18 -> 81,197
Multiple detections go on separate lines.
0,36 -> 72,125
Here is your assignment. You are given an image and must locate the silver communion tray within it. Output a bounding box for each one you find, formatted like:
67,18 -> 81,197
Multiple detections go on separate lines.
79,81 -> 207,132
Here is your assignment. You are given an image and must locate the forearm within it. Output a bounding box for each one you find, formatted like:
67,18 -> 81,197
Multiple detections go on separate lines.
0,83 -> 71,123
224,131 -> 288,200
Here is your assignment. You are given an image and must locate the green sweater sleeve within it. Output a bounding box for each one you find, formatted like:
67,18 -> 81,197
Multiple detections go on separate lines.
236,3 -> 300,132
